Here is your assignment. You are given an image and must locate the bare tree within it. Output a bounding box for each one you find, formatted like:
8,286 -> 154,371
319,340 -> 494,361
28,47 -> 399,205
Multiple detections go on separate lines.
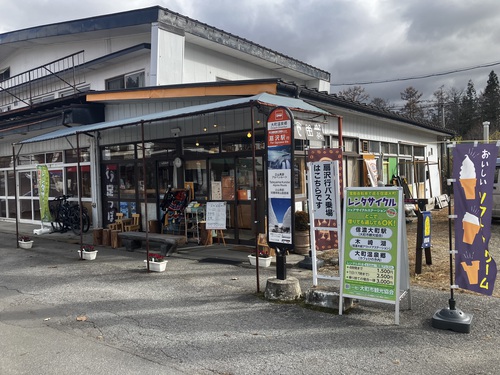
338,85 -> 370,103
370,97 -> 395,110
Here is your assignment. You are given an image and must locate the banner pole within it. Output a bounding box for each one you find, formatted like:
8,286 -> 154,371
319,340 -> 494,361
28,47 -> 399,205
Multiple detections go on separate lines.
431,140 -> 473,333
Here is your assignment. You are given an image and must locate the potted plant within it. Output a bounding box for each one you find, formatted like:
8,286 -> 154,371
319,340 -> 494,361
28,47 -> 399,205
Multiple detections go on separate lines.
248,250 -> 273,267
18,235 -> 34,249
144,253 -> 168,272
78,244 -> 98,260
294,210 -> 310,255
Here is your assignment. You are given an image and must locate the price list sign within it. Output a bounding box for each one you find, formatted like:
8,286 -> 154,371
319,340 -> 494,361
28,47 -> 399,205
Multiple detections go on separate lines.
341,187 -> 403,303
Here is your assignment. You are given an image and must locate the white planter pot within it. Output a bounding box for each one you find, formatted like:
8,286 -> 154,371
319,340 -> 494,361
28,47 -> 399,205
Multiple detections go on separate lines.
78,250 -> 98,260
248,255 -> 273,267
144,260 -> 167,272
18,240 -> 34,249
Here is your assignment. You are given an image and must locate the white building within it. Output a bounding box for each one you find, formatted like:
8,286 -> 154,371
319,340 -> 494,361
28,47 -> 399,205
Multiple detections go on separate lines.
0,6 -> 452,244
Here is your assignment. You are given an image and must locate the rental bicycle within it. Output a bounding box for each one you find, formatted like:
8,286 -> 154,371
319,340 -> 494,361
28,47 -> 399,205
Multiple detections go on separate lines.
49,194 -> 90,235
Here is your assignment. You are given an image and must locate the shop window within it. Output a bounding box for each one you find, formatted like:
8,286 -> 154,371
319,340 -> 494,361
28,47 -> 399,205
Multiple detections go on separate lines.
65,148 -> 89,163
19,171 -> 35,197
236,157 -> 263,200
47,151 -> 63,163
18,155 -> 34,165
389,143 -> 398,154
143,140 -> 177,159
414,146 -> 425,157
344,157 -> 360,188
49,170 -> 64,196
119,163 -> 137,200
0,171 -> 5,196
328,136 -> 339,148
369,141 -> 380,153
185,160 -> 208,200
399,144 -> 412,156
222,130 -> 265,152
101,145 -> 136,161
138,160 -> 157,199
210,158 -> 235,200
183,135 -> 220,156
0,156 -> 12,168
7,171 -> 15,197
344,138 -> 357,153
66,166 -> 91,198
398,160 -> 413,184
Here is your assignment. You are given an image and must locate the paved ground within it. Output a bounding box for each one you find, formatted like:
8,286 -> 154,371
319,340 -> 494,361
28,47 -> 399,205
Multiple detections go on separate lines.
1,222 -> 500,374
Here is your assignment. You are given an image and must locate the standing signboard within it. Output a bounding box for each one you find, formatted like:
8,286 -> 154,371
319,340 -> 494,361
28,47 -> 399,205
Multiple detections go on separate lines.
339,187 -> 410,324
206,201 -> 227,230
266,107 -> 294,250
307,148 -> 343,251
453,143 -> 499,295
307,160 -> 342,285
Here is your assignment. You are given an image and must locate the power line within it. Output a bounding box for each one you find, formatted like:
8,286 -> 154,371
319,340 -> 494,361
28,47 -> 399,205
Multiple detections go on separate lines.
331,60 -> 500,86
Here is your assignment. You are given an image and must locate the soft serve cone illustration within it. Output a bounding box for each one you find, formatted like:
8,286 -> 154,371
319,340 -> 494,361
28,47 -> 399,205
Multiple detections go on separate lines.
462,212 -> 480,245
459,154 -> 476,200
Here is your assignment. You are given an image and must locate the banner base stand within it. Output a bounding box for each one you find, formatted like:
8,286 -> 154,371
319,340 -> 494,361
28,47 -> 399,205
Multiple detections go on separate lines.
34,225 -> 52,235
298,256 -> 324,270
431,307 -> 472,333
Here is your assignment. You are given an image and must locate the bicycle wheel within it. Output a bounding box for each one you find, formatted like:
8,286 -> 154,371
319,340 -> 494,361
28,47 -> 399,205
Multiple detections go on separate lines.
50,204 -> 64,232
81,210 -> 90,233
70,207 -> 90,235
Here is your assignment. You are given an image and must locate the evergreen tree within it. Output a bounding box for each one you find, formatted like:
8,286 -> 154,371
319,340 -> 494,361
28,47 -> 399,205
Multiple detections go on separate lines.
445,87 -> 463,133
430,86 -> 448,127
458,80 -> 478,137
400,86 -> 424,120
481,70 -> 500,133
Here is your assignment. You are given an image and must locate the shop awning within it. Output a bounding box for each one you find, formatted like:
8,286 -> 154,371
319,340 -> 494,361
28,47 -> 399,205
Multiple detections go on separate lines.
18,93 -> 331,144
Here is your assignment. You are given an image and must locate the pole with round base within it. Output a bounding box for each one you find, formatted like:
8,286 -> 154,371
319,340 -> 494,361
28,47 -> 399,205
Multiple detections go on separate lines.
432,298 -> 472,333
432,143 -> 472,333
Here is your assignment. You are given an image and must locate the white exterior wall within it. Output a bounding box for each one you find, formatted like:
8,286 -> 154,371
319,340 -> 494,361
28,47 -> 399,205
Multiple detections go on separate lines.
99,100 -> 253,145
183,43 -> 304,84
151,24 -> 185,85
323,107 -> 445,198
3,33 -> 150,77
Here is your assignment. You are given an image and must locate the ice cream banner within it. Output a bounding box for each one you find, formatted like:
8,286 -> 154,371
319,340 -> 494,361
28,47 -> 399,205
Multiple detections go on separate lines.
453,143 -> 499,295
37,165 -> 52,222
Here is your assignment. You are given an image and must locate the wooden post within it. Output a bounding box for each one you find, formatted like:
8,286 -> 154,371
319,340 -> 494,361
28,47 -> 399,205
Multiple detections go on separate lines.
93,228 -> 103,246
102,229 -> 111,246
111,230 -> 121,249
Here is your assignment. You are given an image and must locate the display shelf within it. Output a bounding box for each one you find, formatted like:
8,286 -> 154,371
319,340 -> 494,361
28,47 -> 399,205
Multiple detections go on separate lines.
185,204 -> 205,244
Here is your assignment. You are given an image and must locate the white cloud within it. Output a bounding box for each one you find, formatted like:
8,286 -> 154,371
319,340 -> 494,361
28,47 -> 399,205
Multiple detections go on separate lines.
2,0 -> 500,104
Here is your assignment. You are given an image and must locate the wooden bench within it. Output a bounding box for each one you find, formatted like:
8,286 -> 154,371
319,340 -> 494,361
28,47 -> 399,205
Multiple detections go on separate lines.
118,232 -> 186,256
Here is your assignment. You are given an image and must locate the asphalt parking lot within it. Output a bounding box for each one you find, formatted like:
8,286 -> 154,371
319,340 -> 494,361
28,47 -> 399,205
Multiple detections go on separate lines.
1,222 -> 500,374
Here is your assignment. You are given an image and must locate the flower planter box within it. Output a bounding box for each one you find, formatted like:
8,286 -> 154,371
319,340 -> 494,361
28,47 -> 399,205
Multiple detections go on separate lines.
248,255 -> 273,267
18,240 -> 34,249
144,260 -> 167,272
78,250 -> 98,260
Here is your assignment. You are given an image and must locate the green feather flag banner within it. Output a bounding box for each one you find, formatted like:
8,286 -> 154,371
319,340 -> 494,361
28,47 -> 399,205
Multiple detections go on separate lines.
37,165 -> 52,222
